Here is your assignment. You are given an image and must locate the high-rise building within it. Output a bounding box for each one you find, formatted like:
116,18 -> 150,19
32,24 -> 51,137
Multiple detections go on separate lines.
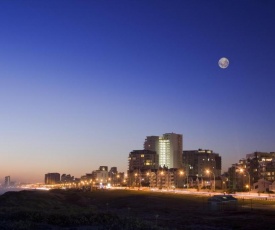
109,167 -> 118,184
227,159 -> 247,191
227,151 -> 275,192
246,152 -> 275,183
128,150 -> 158,171
109,167 -> 118,175
182,149 -> 222,177
4,176 -> 10,187
61,174 -> 74,183
45,173 -> 60,185
144,133 -> 183,169
144,136 -> 159,151
99,166 -> 108,171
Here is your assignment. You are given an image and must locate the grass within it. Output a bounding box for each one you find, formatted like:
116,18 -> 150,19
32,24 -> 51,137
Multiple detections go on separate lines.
0,189 -> 275,229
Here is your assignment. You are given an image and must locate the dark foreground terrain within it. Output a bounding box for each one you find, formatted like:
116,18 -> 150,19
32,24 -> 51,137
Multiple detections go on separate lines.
0,189 -> 275,229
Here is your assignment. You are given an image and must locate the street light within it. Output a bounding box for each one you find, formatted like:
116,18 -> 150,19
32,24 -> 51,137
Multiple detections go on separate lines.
206,169 -> 215,192
124,173 -> 128,187
180,170 -> 184,187
90,179 -> 93,190
146,172 -> 150,188
160,171 -> 164,189
134,173 -> 138,187
117,174 -> 120,186
238,168 -> 251,192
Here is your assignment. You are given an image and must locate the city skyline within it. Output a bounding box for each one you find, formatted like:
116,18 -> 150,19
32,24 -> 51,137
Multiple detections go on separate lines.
1,1 -> 275,183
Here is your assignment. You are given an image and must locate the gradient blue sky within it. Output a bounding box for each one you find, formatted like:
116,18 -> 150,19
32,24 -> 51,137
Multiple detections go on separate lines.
1,0 -> 275,183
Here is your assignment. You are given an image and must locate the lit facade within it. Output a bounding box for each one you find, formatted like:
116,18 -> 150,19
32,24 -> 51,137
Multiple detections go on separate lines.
227,151 -> 275,192
149,168 -> 184,188
45,173 -> 60,185
144,133 -> 183,169
90,166 -> 109,185
128,150 -> 158,171
227,159 -> 249,191
246,152 -> 275,183
182,149 -> 222,178
128,168 -> 184,188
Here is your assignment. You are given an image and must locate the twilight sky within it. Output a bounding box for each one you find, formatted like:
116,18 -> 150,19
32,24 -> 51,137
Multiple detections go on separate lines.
1,0 -> 275,183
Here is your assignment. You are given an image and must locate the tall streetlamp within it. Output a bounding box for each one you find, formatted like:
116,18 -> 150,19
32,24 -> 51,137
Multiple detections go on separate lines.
206,169 -> 215,192
146,172 -> 150,188
238,168 -> 251,192
179,170 -> 184,188
124,173 -> 128,187
184,164 -> 191,188
160,171 -> 164,189
134,173 -> 138,187
116,174 -> 120,187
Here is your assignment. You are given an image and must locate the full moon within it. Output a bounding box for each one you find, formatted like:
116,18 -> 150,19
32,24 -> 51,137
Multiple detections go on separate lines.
218,57 -> 229,69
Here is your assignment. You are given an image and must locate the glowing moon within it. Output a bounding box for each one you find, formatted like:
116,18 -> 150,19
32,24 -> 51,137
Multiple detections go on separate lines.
218,57 -> 229,69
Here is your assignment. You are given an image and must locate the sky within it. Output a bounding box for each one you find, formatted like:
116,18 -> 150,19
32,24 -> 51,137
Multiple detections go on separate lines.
1,0 -> 275,183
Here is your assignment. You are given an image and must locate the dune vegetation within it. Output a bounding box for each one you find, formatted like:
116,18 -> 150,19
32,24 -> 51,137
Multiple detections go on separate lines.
0,189 -> 275,229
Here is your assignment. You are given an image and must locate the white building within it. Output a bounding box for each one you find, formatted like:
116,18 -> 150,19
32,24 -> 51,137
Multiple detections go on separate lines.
89,167 -> 109,186
253,179 -> 272,193
144,133 -> 183,169
269,181 -> 275,193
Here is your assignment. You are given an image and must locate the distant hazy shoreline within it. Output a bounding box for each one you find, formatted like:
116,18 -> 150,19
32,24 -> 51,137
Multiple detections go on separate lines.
0,188 -> 27,195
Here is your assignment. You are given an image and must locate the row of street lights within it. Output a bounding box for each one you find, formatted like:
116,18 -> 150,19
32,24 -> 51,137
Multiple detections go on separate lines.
131,167 -> 251,192
132,170 -> 185,188
205,167 -> 251,192
132,169 -> 213,189
76,168 -> 251,192
237,167 -> 251,192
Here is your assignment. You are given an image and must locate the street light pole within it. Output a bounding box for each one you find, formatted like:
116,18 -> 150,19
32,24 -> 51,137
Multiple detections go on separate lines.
146,172 -> 150,188
160,171 -> 164,189
213,173 -> 215,192
186,165 -> 189,189
206,169 -> 215,192
179,170 -> 184,188
239,168 -> 251,193
134,173 -> 137,188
